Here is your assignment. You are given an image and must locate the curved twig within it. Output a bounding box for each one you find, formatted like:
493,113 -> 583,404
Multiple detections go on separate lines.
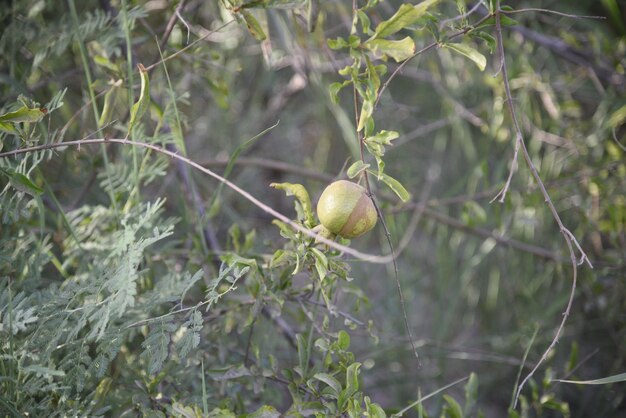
0,138 -> 392,264
490,2 -> 593,408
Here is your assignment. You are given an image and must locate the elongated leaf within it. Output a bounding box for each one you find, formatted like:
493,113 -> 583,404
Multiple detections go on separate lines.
371,0 -> 440,39
442,395 -> 463,418
357,97 -> 374,132
445,43 -> 487,71
464,372 -> 478,415
344,362 -> 361,398
128,63 -> 150,133
0,105 -> 47,123
365,37 -> 416,62
347,161 -> 370,179
241,10 -> 267,41
270,182 -> 315,227
377,172 -> 411,202
98,79 -> 122,127
310,247 -> 328,280
313,373 -> 342,396
0,121 -> 17,134
329,80 -> 351,104
1,168 -> 44,196
554,372 -> 626,385
366,130 -> 399,145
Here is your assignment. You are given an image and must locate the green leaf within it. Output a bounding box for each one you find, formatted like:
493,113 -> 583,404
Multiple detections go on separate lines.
241,10 -> 267,41
1,169 -> 44,196
371,1 -> 440,40
128,63 -> 150,134
609,104 -> 626,128
357,97 -> 374,132
328,37 -> 350,50
553,372 -> 626,385
297,333 -> 311,378
477,14 -> 518,29
366,130 -> 399,145
329,81 -> 351,104
347,161 -> 370,179
98,79 -> 122,127
377,172 -> 410,202
442,395 -> 463,418
464,372 -> 478,415
270,182 -> 315,227
313,373 -> 342,396
365,37 -> 416,62
357,10 -> 372,34
474,31 -> 496,53
310,247 -> 328,280
94,55 -> 120,73
344,362 -> 361,398
337,330 -> 350,350
365,397 -> 387,418
445,43 -> 487,71
365,55 -> 381,94
245,405 -> 281,418
0,105 -> 47,124
0,121 -> 17,134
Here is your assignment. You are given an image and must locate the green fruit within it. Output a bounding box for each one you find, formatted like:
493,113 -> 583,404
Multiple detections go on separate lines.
316,180 -> 377,239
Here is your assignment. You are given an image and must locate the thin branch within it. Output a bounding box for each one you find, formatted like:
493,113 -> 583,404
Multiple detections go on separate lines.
490,2 -> 593,408
160,0 -> 189,49
145,19 -> 235,72
201,157 -> 334,182
397,205 -> 561,262
351,1 -> 420,363
502,8 -> 606,20
439,1 -> 484,29
0,138 -> 393,264
392,376 -> 470,417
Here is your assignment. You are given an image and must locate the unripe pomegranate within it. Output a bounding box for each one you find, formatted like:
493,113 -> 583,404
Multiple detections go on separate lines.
316,180 -> 377,239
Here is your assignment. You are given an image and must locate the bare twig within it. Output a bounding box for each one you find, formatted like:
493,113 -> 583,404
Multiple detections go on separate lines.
350,0 -> 423,363
160,0 -> 189,49
201,157 -> 335,182
396,205 -> 561,262
502,8 -> 606,20
490,2 -> 593,408
439,1 -> 484,29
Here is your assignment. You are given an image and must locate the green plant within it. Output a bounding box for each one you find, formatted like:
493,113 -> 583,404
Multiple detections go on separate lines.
1,0 -> 624,416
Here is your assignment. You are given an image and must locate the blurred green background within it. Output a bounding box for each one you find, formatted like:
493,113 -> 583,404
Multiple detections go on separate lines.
1,0 -> 625,416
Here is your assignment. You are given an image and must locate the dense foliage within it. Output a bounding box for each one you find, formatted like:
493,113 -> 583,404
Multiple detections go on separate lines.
1,0 -> 624,416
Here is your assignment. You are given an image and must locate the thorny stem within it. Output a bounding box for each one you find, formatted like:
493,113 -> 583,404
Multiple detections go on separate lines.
490,1 -> 592,408
0,138 -> 391,264
351,1 -> 420,363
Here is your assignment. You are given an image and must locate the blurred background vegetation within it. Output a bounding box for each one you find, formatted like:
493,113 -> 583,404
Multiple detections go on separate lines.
0,0 -> 625,416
